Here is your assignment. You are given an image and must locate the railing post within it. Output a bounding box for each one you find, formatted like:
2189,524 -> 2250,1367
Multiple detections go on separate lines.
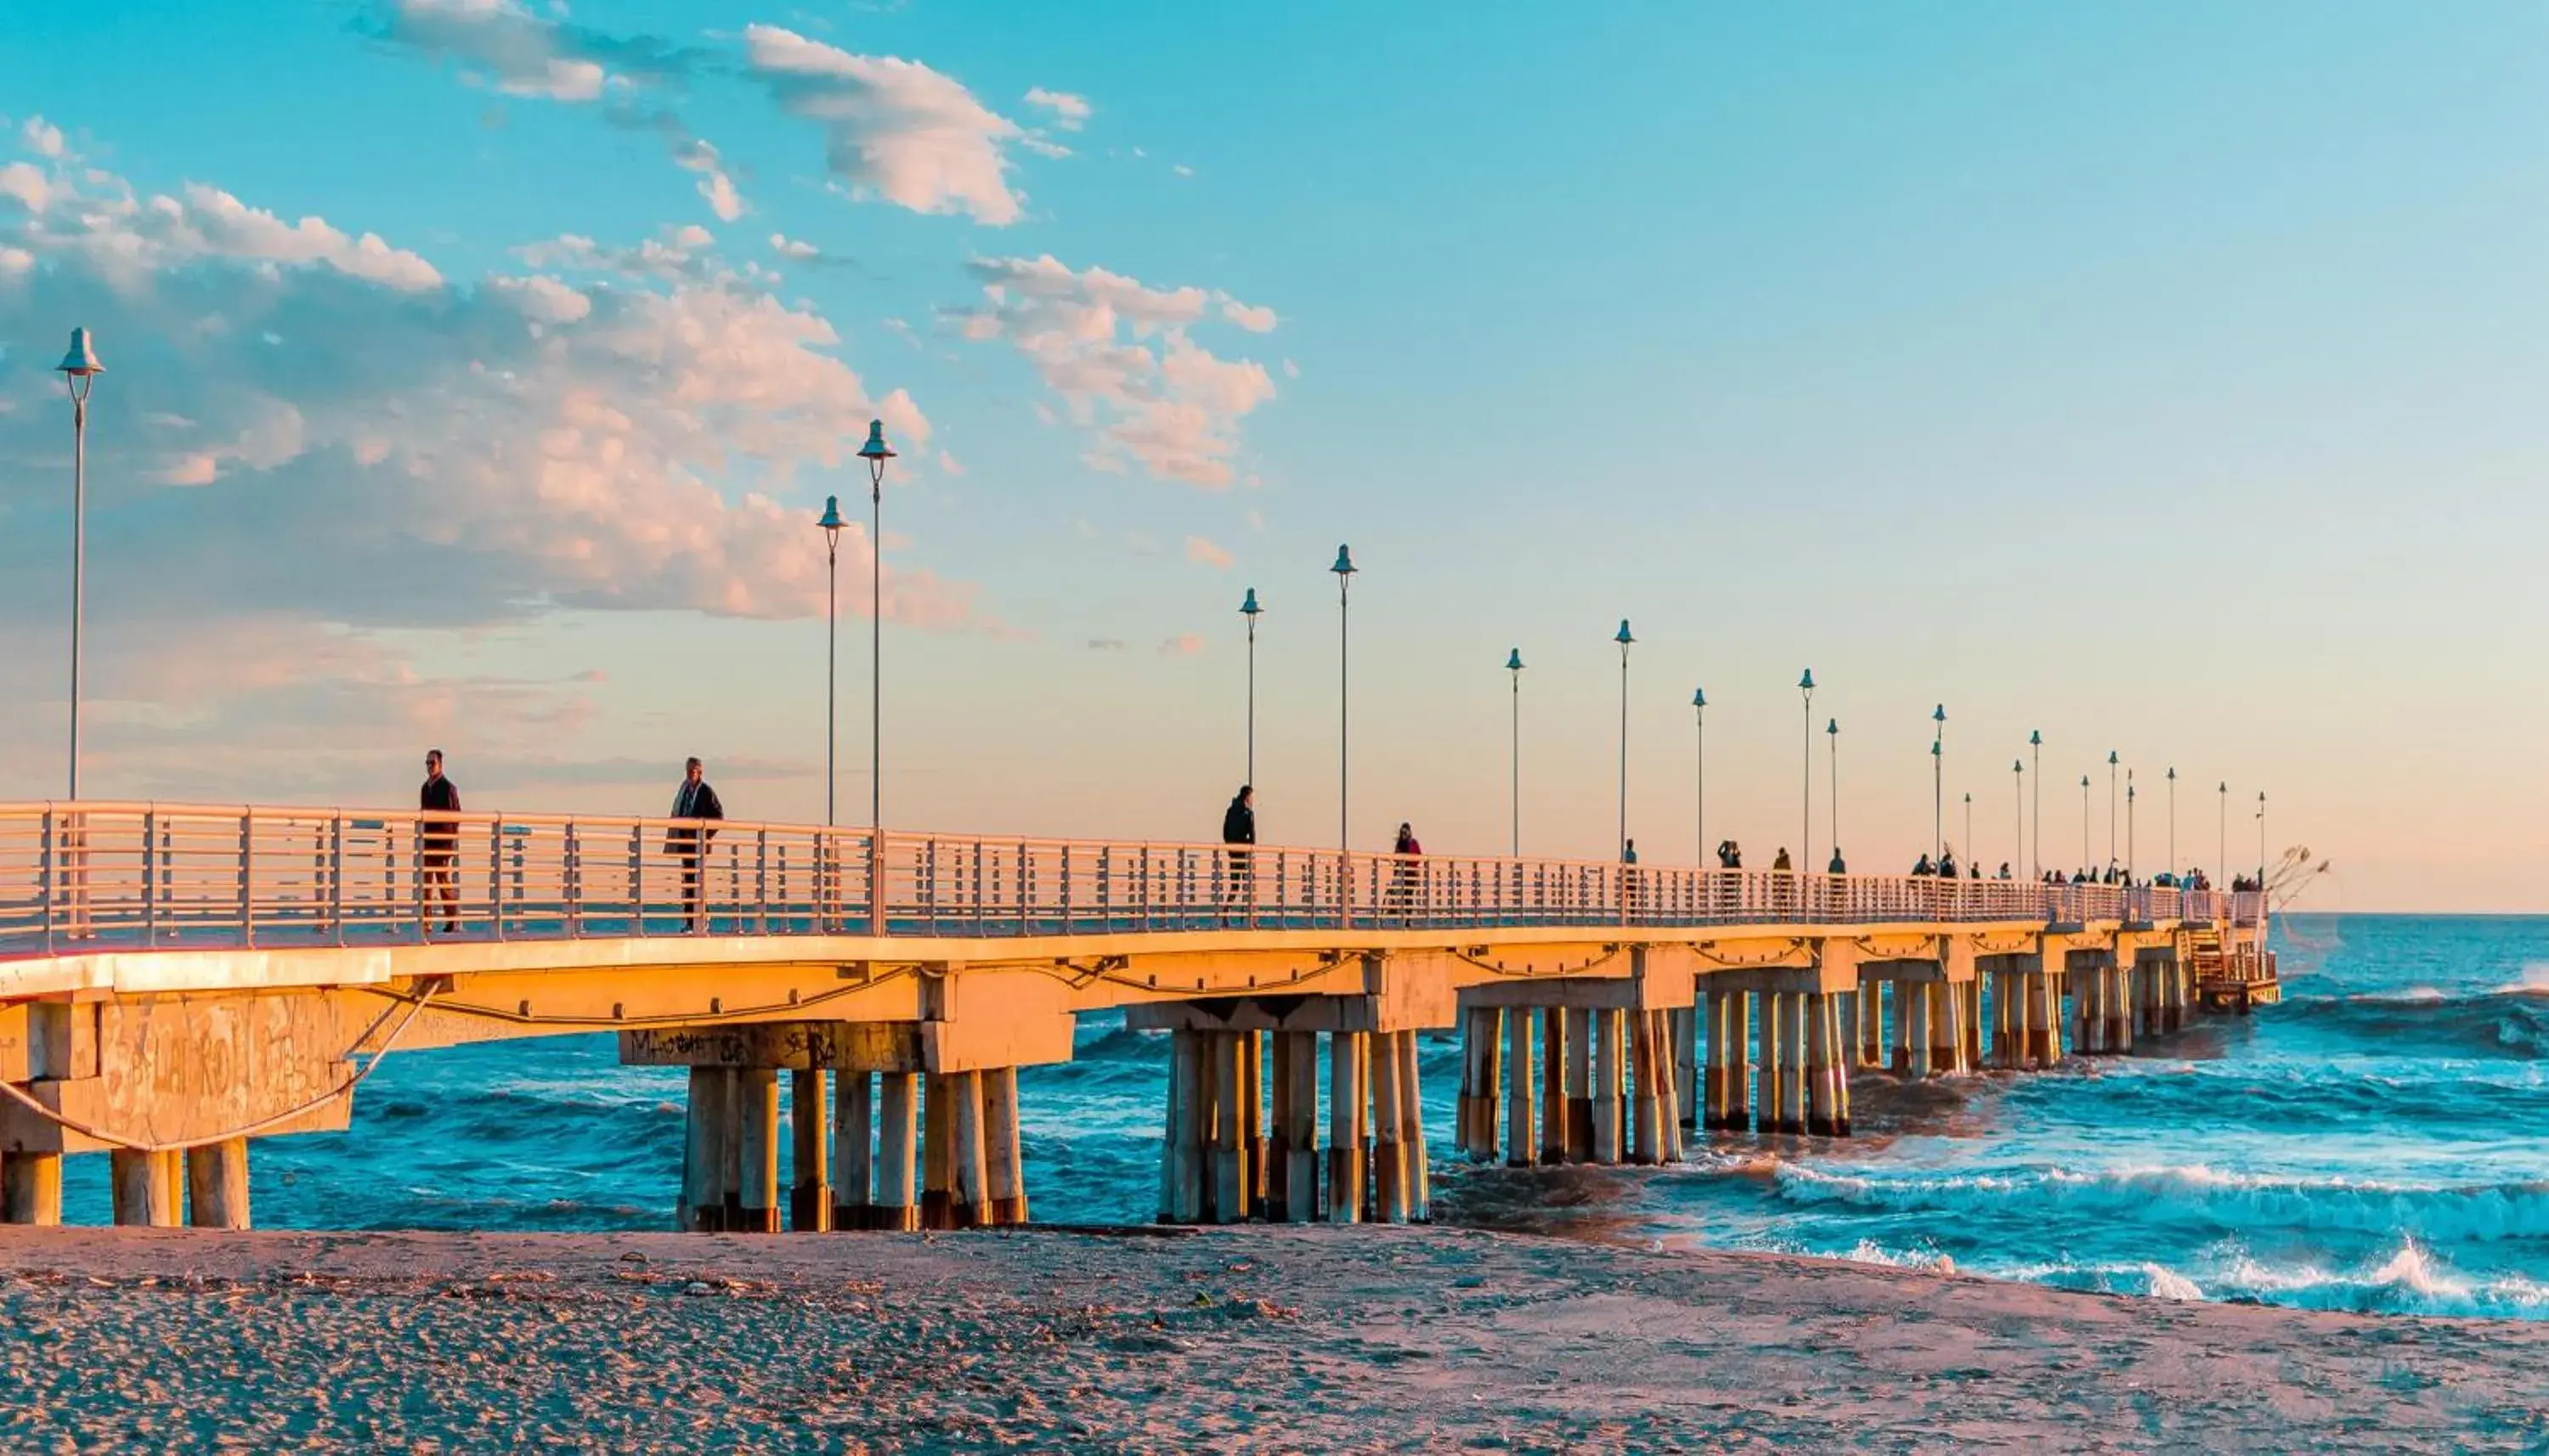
141,808 -> 160,948
238,809 -> 256,948
37,807 -> 55,955
327,814 -> 345,947
868,834 -> 887,938
489,820 -> 504,940
630,824 -> 645,937
755,829 -> 770,935
563,822 -> 583,938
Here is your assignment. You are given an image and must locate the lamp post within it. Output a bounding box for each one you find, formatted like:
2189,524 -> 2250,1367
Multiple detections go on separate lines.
1614,620 -> 1636,861
1506,648 -> 1524,857
1692,687 -> 1706,866
1963,791 -> 1973,873
817,495 -> 845,825
1826,718 -> 1840,870
2127,773 -> 2137,881
2080,774 -> 2090,875
2029,730 -> 2043,878
2166,766 -> 2177,884
2257,791 -> 2268,889
1333,547 -> 1357,905
1799,669 -> 1815,876
2106,750 -> 2119,872
1930,704 -> 1947,863
2218,781 -> 2229,885
856,422 -> 895,845
56,328 -> 101,800
1241,589 -> 1263,786
2013,759 -> 2024,878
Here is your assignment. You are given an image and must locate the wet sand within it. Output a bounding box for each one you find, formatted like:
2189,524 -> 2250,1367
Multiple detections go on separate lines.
2,1224 -> 2544,1453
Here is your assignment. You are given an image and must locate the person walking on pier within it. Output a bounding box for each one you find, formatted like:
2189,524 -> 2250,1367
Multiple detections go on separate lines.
1772,847 -> 1793,872
1391,821 -> 1423,911
419,749 -> 461,934
668,758 -> 724,930
1220,785 -> 1255,921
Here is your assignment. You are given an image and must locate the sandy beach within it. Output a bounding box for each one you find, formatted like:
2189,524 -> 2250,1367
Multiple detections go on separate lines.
2,1226 -> 2542,1453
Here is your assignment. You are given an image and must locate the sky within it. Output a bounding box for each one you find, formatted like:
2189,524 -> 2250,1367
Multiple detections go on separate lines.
1,3 -> 2544,912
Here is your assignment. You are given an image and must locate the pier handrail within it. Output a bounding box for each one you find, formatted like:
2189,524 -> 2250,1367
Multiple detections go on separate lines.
0,801 -> 2244,957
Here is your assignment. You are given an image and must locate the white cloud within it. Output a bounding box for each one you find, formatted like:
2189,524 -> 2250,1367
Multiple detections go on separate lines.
1184,535 -> 1232,570
742,25 -> 1026,225
1158,633 -> 1205,657
944,254 -> 1279,488
770,233 -> 820,260
1218,295 -> 1278,333
20,117 -> 64,159
1023,87 -> 1091,130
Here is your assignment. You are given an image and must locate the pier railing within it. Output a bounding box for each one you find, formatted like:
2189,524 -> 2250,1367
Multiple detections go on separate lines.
0,802 -> 2247,957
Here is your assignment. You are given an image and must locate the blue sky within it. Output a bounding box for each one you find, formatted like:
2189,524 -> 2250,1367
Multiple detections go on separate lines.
2,3 -> 2544,911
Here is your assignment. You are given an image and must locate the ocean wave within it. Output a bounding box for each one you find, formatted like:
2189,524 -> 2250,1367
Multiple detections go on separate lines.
2275,987 -> 2547,1059
2208,1239 -> 2549,1319
1775,1162 -> 2549,1243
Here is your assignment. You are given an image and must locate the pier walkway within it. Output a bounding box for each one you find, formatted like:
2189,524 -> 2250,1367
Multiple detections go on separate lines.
0,801 -> 2272,1232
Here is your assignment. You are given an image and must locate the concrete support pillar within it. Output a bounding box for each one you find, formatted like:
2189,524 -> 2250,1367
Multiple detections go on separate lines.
1273,1031 -> 1318,1222
1804,994 -> 1834,1136
986,1065 -> 1026,1225
1860,983 -> 1885,1069
1327,1030 -> 1367,1223
950,1069 -> 991,1228
1538,1007 -> 1568,1164
875,1070 -> 920,1231
1458,1006 -> 1499,1160
1591,1007 -> 1625,1160
1569,1008 -> 1597,1156
2040,972 -> 2066,1065
2073,967 -> 2097,1054
1926,985 -> 1960,1077
2,1152 -> 63,1226
1626,1009 -> 1660,1163
736,1067 -> 782,1233
1163,1029 -> 1203,1223
1669,1007 -> 1697,1133
788,1069 -> 829,1232
1369,1029 -> 1405,1223
1904,985 -> 1933,1080
1828,996 -> 1854,1134
110,1148 -> 182,1227
922,1072 -> 954,1229
1398,1029 -> 1429,1222
184,1138 -> 251,1230
1779,993 -> 1809,1134
834,1069 -> 873,1231
1764,999 -> 1784,1132
1503,1008 -> 1535,1167
679,1066 -> 730,1232
1725,992 -> 1753,1131
1242,1031 -> 1268,1218
1699,991 -> 1727,1131
1210,1032 -> 1246,1223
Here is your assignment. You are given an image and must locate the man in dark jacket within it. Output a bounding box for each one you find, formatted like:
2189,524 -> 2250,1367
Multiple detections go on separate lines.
669,758 -> 724,929
420,749 -> 461,934
1221,786 -> 1254,919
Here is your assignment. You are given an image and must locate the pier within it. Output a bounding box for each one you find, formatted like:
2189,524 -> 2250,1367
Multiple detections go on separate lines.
0,802 -> 2273,1230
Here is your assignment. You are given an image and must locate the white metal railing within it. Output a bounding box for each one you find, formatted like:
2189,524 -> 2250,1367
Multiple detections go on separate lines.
0,802 -> 2250,958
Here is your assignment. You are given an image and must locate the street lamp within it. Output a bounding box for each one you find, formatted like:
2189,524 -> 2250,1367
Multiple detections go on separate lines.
1799,669 -> 1815,876
1826,718 -> 1840,871
2080,774 -> 2091,875
2166,766 -> 2177,884
1692,687 -> 1706,866
1614,620 -> 1636,861
1930,704 -> 1947,863
1241,589 -> 1263,785
2218,781 -> 2229,885
1506,648 -> 1524,858
2257,790 -> 2268,889
2106,750 -> 2119,872
2127,772 -> 2137,881
2012,759 -> 2024,878
817,495 -> 845,825
56,327 -> 101,800
1963,791 -> 1972,874
2028,730 -> 2043,878
857,421 -> 895,846
1333,546 -> 1357,902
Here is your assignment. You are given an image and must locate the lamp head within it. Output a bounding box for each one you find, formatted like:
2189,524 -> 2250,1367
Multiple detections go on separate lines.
1506,647 -> 1523,673
56,327 -> 103,377
2014,759 -> 2023,774
1331,544 -> 1356,576
1241,588 -> 1261,617
2108,749 -> 2119,766
1691,686 -> 1706,709
2167,766 -> 2176,782
816,494 -> 845,538
1827,717 -> 1838,736
1614,618 -> 1635,646
858,419 -> 895,488
2029,729 -> 2042,748
1799,668 -> 1815,692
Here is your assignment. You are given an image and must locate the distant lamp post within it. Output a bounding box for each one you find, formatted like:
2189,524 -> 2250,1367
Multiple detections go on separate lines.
817,494 -> 846,825
1826,718 -> 1840,871
2218,781 -> 2229,884
56,327 -> 102,800
2028,730 -> 2043,878
1691,687 -> 1707,866
2012,759 -> 2024,878
2126,773 -> 2137,880
1930,704 -> 1947,862
1614,619 -> 1636,861
857,420 -> 896,844
1332,546 -> 1357,892
2257,790 -> 2268,889
1241,588 -> 1263,785
1963,791 -> 1973,872
2166,766 -> 2178,884
1506,647 -> 1524,857
2106,750 -> 2119,870
2081,774 -> 2091,874
1799,669 -> 1816,876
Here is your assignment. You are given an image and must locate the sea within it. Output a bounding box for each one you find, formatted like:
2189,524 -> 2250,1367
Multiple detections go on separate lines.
54,912 -> 2549,1320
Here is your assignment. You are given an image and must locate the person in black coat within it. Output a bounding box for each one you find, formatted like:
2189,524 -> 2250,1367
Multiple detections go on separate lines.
668,758 -> 724,928
419,748 -> 461,934
1221,786 -> 1255,916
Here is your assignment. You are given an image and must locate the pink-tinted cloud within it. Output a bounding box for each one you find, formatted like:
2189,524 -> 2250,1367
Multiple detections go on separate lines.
743,25 -> 1026,225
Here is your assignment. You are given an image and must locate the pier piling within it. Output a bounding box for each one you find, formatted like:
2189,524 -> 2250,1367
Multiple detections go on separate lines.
834,1069 -> 873,1230
788,1069 -> 829,1232
986,1065 -> 1027,1224
184,1139 -> 250,1230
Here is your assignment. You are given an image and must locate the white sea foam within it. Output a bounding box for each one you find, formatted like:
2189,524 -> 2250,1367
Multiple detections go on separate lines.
1773,1161 -> 2549,1243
